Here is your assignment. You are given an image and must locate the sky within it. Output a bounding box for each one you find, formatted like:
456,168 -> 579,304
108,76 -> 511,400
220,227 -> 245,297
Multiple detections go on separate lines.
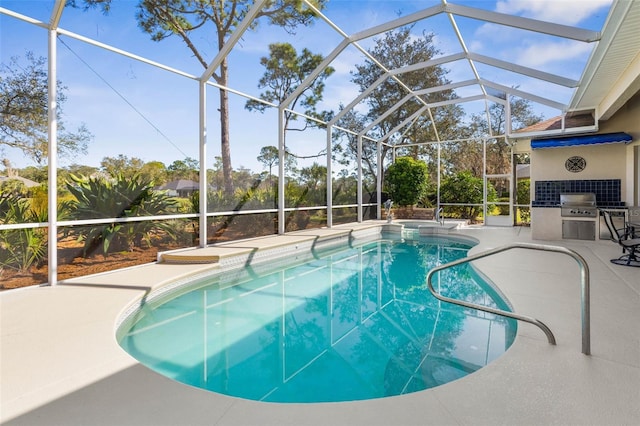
0,0 -> 614,175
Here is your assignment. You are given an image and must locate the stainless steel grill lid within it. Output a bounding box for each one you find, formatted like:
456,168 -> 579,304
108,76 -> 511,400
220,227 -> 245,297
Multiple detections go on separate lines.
560,193 -> 597,217
560,193 -> 597,206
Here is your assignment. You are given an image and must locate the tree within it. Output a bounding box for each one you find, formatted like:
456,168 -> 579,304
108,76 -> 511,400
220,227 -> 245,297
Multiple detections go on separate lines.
100,154 -> 145,178
257,146 -> 279,182
0,52 -> 92,165
297,162 -> 326,205
74,0 -> 326,196
167,157 -> 198,181
384,157 -> 429,207
65,163 -> 100,178
298,163 -> 326,191
439,171 -> 497,220
15,166 -> 49,184
256,145 -> 296,186
0,178 -> 28,197
208,156 -> 225,192
245,42 -> 334,151
336,26 -> 463,192
232,166 -> 260,191
139,161 -> 168,185
458,96 -> 544,177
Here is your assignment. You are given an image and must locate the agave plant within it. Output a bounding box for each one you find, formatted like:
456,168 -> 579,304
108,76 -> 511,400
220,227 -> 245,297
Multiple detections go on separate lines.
0,193 -> 48,273
65,173 -> 178,256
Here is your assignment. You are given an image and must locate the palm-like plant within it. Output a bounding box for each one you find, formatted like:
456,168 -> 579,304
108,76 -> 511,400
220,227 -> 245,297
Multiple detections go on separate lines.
66,173 -> 178,256
0,193 -> 47,272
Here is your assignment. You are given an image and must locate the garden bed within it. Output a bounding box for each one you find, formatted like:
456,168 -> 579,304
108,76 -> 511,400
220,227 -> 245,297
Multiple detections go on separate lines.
0,239 -> 174,290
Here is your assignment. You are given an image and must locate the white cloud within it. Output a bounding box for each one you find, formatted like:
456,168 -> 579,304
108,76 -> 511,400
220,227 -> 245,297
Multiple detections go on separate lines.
329,54 -> 359,77
516,39 -> 593,68
495,0 -> 613,26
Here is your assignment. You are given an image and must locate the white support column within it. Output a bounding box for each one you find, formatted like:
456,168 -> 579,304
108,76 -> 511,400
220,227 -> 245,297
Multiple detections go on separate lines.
326,126 -> 333,227
437,141 -> 441,212
376,140 -> 382,219
506,94 -> 512,135
46,0 -> 66,285
357,135 -> 363,222
483,138 -> 487,224
47,28 -> 58,285
509,140 -> 515,225
198,80 -> 207,247
278,108 -> 286,234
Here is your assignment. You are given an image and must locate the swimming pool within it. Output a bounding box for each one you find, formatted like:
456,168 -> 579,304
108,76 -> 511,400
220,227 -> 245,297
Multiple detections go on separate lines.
118,234 -> 516,403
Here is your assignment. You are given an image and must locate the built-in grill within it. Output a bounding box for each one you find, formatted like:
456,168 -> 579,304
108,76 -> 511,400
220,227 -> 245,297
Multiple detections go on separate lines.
560,193 -> 597,217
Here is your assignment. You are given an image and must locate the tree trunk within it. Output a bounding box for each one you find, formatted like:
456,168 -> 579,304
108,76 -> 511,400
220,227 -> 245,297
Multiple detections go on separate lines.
218,57 -> 234,195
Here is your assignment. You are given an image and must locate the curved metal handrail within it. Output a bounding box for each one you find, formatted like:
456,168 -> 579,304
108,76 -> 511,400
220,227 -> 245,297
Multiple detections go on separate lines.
435,207 -> 444,225
426,242 -> 591,355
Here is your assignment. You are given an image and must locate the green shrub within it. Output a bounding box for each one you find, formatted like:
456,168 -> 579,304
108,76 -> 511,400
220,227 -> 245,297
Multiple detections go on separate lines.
384,157 -> 429,207
0,194 -> 47,272
497,197 -> 510,215
516,179 -> 530,205
440,171 -> 497,220
65,173 -> 178,256
0,179 -> 28,197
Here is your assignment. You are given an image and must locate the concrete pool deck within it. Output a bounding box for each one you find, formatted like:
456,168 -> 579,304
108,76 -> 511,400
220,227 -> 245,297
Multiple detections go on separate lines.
2,221 -> 639,425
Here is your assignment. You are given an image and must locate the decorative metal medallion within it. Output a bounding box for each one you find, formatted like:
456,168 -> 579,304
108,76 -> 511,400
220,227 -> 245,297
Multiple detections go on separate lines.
565,156 -> 586,173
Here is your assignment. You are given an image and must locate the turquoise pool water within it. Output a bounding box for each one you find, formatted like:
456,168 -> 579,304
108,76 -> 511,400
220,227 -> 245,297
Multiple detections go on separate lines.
119,235 -> 516,403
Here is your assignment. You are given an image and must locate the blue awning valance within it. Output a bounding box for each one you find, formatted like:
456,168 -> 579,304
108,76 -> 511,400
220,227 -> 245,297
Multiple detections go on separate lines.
531,132 -> 632,149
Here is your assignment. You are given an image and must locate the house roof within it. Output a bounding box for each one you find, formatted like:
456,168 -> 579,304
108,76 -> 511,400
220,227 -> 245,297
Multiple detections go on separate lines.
157,179 -> 199,191
521,114 -> 595,133
512,112 -> 596,134
0,175 -> 41,188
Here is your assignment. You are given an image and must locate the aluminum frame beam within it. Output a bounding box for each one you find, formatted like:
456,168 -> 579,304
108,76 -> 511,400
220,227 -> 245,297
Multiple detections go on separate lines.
469,53 -> 579,88
444,3 -> 601,42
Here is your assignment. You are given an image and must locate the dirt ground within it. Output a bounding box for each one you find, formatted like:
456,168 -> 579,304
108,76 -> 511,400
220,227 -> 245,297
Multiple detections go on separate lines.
0,227 -> 253,290
1,217 -> 314,290
0,242 -> 177,290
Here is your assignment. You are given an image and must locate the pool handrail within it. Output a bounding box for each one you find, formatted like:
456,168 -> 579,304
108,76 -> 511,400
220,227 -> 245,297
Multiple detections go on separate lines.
425,242 -> 591,355
435,207 -> 444,225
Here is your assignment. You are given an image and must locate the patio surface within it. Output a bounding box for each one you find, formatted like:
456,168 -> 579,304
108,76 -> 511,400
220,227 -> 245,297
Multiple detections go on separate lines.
2,222 -> 639,425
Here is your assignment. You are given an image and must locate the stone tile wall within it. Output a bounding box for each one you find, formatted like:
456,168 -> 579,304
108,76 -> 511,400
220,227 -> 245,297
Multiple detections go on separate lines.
533,179 -> 622,206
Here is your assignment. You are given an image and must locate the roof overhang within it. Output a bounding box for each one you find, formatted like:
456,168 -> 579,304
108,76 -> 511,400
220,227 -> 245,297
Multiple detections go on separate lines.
568,1 -> 640,121
530,132 -> 632,149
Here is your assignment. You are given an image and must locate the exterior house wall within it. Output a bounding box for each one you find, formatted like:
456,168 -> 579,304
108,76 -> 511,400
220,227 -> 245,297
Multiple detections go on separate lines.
530,144 -> 627,197
527,145 -> 627,240
513,91 -> 640,207
599,91 -> 640,136
599,92 -> 640,205
512,91 -> 640,239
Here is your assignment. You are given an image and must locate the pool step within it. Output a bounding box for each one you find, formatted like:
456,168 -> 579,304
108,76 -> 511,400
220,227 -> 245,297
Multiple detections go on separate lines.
418,223 -> 459,235
158,224 -> 383,265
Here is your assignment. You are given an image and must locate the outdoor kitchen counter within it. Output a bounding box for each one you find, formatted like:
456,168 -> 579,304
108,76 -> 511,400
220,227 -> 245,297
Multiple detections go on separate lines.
532,206 -> 564,240
532,204 -> 630,241
531,206 -> 600,241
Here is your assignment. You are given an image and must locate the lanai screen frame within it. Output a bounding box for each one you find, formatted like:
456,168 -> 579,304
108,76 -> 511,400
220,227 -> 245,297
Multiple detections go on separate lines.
0,0 -> 608,286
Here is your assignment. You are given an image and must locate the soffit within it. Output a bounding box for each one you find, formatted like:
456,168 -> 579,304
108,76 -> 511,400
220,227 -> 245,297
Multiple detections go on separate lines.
570,0 -> 640,120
